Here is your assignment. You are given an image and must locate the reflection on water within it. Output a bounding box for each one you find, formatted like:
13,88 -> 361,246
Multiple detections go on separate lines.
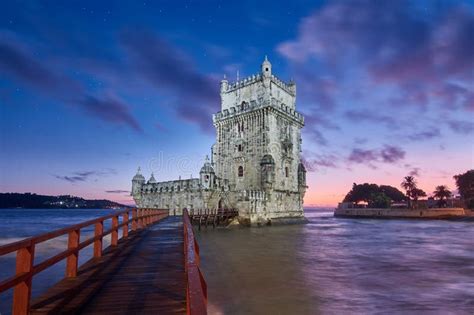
197,208 -> 474,314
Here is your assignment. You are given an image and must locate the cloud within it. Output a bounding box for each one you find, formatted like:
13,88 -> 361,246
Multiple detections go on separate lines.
105,190 -> 130,194
0,31 -> 141,132
348,148 -> 379,165
380,145 -> 405,163
120,30 -> 219,133
277,0 -> 474,154
0,31 -> 82,98
82,95 -> 142,132
448,119 -> 474,134
301,153 -> 338,172
408,167 -> 421,177
344,109 -> 396,128
278,1 -> 474,92
348,145 -> 405,168
407,127 -> 441,141
54,169 -> 116,183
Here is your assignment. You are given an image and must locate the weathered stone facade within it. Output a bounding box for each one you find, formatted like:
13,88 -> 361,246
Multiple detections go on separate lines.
132,57 -> 307,225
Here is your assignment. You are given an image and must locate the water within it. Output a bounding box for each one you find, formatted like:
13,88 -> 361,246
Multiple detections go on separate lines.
0,208 -> 473,314
0,209 -> 117,314
197,208 -> 474,314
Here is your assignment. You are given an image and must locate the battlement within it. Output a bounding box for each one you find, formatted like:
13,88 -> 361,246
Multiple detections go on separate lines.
222,73 -> 295,96
213,99 -> 304,125
140,178 -> 200,194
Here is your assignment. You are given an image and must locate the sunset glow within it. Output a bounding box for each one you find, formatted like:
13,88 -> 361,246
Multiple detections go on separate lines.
1,1 -> 473,206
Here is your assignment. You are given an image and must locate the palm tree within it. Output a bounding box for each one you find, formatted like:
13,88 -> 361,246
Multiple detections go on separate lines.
433,185 -> 452,207
411,188 -> 427,209
401,176 -> 416,208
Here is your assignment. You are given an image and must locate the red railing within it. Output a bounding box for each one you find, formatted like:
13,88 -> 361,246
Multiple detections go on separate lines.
183,209 -> 207,315
0,208 -> 168,315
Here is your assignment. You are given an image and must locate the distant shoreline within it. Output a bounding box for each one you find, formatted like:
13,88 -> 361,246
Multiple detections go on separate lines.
0,192 -> 130,209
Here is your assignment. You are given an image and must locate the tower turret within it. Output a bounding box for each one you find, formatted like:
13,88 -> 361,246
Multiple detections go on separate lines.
132,167 -> 145,196
147,173 -> 157,184
261,55 -> 272,77
220,74 -> 228,93
199,155 -> 215,190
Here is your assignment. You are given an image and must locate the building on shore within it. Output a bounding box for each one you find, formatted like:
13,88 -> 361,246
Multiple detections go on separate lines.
132,57 -> 307,225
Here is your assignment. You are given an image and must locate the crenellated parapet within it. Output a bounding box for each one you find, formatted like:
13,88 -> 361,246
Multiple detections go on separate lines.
213,99 -> 304,125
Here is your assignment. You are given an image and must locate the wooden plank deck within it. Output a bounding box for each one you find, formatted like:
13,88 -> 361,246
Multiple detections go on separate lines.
30,216 -> 186,314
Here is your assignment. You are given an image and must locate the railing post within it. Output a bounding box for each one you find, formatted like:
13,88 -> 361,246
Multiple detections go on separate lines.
94,221 -> 104,258
132,208 -> 137,231
123,212 -> 129,238
111,216 -> 118,246
138,209 -> 143,229
66,229 -> 80,278
12,244 -> 35,315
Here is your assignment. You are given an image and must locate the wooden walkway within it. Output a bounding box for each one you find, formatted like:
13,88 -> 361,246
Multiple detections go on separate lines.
1,208 -> 208,315
30,216 -> 186,314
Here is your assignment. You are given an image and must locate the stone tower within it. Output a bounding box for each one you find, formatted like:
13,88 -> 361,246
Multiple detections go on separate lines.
132,56 -> 307,225
212,56 -> 306,223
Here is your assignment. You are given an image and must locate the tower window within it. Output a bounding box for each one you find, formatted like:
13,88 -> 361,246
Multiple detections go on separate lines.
238,144 -> 242,152
266,67 -> 269,71
238,166 -> 244,177
285,167 -> 289,177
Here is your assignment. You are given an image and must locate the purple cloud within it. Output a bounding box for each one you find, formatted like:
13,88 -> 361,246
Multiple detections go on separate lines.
302,153 -> 338,172
407,127 -> 441,141
344,110 -> 396,127
120,30 -> 219,133
54,169 -> 116,183
408,167 -> 421,177
348,148 -> 379,164
0,31 -> 141,132
277,0 -> 474,153
448,120 -> 474,134
348,145 -> 406,167
380,145 -> 405,163
82,96 -> 142,132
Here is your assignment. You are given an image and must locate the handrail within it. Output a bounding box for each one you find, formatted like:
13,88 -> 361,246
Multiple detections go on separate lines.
0,207 -> 168,315
183,208 -> 207,315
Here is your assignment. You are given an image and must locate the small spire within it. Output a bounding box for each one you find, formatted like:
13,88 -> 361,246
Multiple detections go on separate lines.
264,55 -> 268,62
237,70 -> 239,81
223,73 -> 226,79
137,167 -> 141,174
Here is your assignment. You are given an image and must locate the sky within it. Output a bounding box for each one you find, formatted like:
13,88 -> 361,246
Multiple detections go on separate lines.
0,0 -> 473,206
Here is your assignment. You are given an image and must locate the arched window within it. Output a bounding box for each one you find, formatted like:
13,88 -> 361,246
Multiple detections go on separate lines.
285,167 -> 289,178
238,166 -> 244,177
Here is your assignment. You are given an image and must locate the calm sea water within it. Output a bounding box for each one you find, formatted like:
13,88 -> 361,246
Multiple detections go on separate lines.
197,208 -> 474,315
0,208 -> 473,314
0,209 -> 117,315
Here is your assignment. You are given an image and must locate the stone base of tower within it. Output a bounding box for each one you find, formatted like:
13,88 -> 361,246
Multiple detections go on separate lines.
235,189 -> 306,226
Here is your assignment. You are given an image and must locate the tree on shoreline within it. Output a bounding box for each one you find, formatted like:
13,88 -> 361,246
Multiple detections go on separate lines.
401,176 -> 416,208
454,170 -> 474,209
343,183 -> 405,208
401,176 -> 426,209
433,185 -> 452,207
